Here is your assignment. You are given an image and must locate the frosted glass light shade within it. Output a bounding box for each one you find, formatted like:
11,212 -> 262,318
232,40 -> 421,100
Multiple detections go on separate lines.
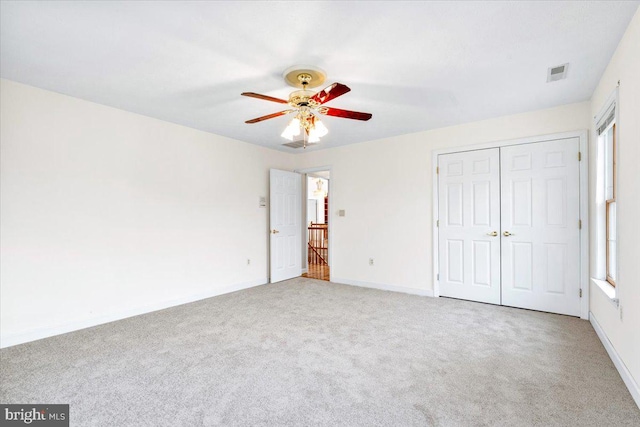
308,131 -> 320,143
314,119 -> 328,137
281,118 -> 301,140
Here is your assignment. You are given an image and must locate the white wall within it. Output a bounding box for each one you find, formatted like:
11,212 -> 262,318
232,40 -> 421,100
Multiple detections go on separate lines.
589,8 -> 640,392
296,102 -> 591,294
0,79 -> 293,347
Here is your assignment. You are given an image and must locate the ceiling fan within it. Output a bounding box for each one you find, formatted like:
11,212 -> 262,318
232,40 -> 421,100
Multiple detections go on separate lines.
241,66 -> 372,147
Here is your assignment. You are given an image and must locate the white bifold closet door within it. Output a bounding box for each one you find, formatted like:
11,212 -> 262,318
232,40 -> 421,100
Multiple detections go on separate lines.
438,138 -> 581,316
438,148 -> 501,305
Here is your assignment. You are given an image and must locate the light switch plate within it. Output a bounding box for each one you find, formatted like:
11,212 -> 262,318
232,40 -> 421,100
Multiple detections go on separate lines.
338,209 -> 345,217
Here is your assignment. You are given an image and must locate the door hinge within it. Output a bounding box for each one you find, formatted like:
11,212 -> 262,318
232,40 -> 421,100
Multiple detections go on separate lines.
436,166 -> 439,174
579,219 -> 582,229
437,274 -> 439,281
437,220 -> 439,227
579,288 -> 583,298
578,151 -> 582,161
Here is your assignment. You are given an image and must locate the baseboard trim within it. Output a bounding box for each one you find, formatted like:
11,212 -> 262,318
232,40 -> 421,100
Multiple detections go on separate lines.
590,312 -> 640,409
0,278 -> 268,349
331,277 -> 433,297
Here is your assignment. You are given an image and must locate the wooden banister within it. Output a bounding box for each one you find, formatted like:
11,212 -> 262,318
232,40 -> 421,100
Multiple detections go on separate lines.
308,223 -> 328,265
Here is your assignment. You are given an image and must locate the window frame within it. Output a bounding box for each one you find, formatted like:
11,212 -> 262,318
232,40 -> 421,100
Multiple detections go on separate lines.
592,87 -> 619,304
605,123 -> 616,287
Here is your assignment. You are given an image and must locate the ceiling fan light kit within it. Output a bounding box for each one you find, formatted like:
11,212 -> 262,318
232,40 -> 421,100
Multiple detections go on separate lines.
242,66 -> 372,148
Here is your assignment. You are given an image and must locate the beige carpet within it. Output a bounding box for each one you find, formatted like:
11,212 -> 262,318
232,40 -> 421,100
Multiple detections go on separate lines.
1,277 -> 639,426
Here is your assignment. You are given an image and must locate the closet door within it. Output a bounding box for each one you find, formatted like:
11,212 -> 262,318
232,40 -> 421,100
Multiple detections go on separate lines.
438,148 -> 501,304
500,139 -> 581,316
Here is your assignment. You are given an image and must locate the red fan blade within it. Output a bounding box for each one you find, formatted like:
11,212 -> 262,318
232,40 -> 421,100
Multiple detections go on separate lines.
245,110 -> 293,124
310,83 -> 351,105
318,107 -> 372,121
241,92 -> 289,104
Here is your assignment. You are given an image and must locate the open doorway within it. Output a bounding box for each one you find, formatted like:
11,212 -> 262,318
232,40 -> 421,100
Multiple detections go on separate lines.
302,170 -> 330,281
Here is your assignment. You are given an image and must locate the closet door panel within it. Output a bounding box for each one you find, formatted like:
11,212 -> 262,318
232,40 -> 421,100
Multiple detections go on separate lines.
438,148 -> 501,304
500,139 -> 581,316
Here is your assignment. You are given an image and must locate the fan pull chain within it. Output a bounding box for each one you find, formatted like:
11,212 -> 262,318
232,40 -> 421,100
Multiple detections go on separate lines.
303,119 -> 307,149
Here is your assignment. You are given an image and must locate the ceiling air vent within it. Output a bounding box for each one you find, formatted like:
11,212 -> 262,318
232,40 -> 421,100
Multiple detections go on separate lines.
282,140 -> 318,149
547,63 -> 569,82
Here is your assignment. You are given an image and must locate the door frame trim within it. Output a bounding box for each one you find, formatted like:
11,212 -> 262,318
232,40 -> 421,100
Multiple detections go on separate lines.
294,165 -> 333,282
431,130 -> 589,319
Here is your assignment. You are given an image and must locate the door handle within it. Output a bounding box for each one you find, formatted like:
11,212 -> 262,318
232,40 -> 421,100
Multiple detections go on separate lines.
503,231 -> 514,237
487,231 -> 498,236
271,229 -> 280,234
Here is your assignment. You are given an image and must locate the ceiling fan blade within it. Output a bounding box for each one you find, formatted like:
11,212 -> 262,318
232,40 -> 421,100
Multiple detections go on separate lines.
318,107 -> 372,121
310,83 -> 351,105
241,92 -> 289,104
245,110 -> 294,124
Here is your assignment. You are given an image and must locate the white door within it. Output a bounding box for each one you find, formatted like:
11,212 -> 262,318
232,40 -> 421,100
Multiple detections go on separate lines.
270,169 -> 301,283
500,139 -> 581,316
438,148 -> 501,304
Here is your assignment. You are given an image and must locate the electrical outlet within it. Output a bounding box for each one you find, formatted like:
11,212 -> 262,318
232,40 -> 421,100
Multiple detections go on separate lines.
369,258 -> 374,266
247,259 -> 251,266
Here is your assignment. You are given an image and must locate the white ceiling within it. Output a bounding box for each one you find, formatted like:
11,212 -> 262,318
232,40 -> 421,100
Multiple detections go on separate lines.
1,1 -> 638,152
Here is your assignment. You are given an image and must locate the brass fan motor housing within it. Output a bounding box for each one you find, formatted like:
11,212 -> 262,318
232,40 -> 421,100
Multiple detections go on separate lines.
288,89 -> 319,108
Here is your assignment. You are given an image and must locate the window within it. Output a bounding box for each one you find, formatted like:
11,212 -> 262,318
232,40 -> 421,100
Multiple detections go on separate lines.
596,101 -> 617,289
